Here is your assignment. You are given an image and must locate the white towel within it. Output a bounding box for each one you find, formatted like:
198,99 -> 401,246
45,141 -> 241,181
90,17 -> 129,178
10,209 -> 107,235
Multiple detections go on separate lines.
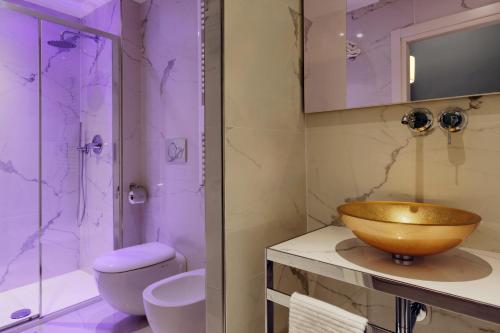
289,292 -> 368,333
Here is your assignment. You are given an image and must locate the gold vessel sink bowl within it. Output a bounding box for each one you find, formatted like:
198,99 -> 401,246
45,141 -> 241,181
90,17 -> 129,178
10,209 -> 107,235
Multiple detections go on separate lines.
338,201 -> 481,265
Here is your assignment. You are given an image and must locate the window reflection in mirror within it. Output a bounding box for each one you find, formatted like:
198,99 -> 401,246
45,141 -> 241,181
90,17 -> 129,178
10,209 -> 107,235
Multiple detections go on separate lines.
409,22 -> 500,101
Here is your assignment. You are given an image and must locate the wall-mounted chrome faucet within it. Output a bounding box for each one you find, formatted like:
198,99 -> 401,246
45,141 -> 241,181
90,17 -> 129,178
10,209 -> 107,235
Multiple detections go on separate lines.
438,107 -> 467,144
401,108 -> 434,134
401,106 -> 469,144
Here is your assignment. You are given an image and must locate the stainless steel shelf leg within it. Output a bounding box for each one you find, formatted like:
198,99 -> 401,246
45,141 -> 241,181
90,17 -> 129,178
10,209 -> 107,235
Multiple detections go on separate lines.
266,260 -> 274,333
396,297 -> 427,333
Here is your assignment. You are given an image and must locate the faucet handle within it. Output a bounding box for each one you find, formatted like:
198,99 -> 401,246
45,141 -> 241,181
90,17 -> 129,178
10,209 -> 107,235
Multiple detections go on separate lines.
438,107 -> 467,145
438,107 -> 467,132
401,108 -> 434,134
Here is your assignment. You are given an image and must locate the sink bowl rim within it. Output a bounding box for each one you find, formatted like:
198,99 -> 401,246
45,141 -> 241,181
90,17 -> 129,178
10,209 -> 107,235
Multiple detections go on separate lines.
338,201 -> 481,226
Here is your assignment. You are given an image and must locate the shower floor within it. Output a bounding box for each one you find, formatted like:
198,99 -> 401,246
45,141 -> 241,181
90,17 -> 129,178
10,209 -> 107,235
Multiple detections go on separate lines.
0,270 -> 99,329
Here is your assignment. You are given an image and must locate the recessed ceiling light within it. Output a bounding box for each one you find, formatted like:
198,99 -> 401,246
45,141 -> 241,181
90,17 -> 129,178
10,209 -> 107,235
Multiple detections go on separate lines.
356,33 -> 364,38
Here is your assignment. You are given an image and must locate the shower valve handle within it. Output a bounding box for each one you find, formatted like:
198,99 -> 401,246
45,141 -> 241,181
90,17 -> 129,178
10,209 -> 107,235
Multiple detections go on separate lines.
76,135 -> 103,155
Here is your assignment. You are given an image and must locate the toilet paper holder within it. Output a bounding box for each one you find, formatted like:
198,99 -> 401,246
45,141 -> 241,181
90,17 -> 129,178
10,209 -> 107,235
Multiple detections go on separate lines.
128,183 -> 147,205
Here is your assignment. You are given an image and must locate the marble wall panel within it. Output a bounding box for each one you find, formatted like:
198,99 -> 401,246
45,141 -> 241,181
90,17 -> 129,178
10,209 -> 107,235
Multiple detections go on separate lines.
119,0 -> 206,270
81,0 -> 120,35
223,0 -> 307,331
77,30 -> 114,273
120,0 -> 144,247
40,20 -> 81,281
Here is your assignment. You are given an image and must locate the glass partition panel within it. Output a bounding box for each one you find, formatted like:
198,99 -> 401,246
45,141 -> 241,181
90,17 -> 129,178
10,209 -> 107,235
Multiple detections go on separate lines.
0,2 -> 120,328
40,20 -> 114,316
0,7 -> 40,330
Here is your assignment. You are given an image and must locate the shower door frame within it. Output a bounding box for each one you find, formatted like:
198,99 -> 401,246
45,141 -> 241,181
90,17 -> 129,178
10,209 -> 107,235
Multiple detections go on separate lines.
0,1 -> 123,330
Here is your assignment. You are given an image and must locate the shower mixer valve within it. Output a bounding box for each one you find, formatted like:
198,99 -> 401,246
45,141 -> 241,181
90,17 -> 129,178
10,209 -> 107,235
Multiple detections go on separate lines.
77,134 -> 103,155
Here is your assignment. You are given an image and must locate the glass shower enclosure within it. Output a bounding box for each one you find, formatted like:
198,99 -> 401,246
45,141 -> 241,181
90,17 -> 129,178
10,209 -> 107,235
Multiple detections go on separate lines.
0,2 -> 122,330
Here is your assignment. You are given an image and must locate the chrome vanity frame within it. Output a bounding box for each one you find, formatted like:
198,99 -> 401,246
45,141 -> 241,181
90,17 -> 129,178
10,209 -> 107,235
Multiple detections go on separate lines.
265,246 -> 500,333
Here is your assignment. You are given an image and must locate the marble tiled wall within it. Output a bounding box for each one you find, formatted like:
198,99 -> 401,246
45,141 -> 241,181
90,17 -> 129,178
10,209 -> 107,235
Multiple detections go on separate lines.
121,0 -> 144,247
40,21 -> 81,282
223,0 -> 307,331
119,0 -> 206,270
305,95 -> 500,332
82,0 -> 120,35
78,3 -> 118,273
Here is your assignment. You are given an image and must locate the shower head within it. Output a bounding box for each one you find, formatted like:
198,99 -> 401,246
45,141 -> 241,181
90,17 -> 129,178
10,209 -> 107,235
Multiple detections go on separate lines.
47,31 -> 100,49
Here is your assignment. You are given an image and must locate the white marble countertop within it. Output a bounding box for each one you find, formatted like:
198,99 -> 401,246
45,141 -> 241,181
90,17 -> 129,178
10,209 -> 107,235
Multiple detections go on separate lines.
267,226 -> 500,312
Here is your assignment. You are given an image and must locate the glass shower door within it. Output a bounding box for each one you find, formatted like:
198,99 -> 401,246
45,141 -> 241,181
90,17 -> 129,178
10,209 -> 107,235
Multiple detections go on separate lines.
0,6 -> 41,330
0,3 -> 120,328
38,18 -> 114,317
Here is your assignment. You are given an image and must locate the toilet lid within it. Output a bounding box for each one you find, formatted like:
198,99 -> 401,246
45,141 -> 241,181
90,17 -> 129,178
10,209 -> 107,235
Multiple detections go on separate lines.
93,242 -> 176,273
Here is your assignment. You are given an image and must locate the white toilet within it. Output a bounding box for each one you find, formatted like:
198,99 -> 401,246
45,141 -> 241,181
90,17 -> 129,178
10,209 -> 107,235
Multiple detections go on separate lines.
143,268 -> 206,333
93,242 -> 186,315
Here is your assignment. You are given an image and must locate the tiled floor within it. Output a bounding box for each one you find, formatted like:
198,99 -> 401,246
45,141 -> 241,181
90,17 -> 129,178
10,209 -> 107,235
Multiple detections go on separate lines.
1,270 -> 99,329
16,301 -> 151,333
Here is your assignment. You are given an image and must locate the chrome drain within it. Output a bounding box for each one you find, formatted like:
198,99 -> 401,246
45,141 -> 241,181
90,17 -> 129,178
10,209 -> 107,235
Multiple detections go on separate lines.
10,309 -> 31,320
392,254 -> 414,266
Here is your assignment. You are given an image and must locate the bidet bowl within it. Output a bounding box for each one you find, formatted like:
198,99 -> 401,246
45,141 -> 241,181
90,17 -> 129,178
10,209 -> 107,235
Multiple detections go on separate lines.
338,201 -> 481,263
143,269 -> 206,333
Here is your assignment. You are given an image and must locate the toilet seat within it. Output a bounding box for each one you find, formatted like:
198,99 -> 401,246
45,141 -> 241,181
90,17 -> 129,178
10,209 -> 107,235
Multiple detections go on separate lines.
93,242 -> 176,273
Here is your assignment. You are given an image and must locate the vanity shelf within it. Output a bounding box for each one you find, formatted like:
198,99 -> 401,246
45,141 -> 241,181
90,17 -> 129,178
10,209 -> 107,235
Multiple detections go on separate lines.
265,226 -> 500,332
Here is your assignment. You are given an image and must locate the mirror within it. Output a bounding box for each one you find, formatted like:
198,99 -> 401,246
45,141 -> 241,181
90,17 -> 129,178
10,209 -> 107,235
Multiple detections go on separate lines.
304,0 -> 500,112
